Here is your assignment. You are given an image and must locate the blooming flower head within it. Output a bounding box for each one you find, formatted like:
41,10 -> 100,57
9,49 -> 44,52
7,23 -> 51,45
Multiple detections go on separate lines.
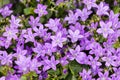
0,6 -> 13,18
97,21 -> 114,38
15,55 -> 31,74
76,8 -> 92,21
64,10 -> 78,24
28,16 -> 42,29
69,45 -> 87,64
9,15 -> 22,28
97,71 -> 111,80
79,69 -> 92,80
51,32 -> 67,48
45,18 -> 61,32
43,56 -> 59,71
23,28 -> 36,43
34,4 -> 48,17
68,29 -> 84,43
83,0 -> 97,10
3,26 -> 18,41
96,2 -> 109,16
0,51 -> 13,66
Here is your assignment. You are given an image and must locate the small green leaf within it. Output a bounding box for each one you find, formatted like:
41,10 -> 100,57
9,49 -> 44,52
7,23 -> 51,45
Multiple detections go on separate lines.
0,0 -> 10,7
20,76 -> 27,80
24,7 -> 34,15
113,6 -> 120,14
113,41 -> 120,48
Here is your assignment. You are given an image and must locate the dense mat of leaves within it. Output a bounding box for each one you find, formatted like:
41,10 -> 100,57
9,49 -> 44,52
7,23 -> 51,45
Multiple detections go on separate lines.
0,0 -> 120,80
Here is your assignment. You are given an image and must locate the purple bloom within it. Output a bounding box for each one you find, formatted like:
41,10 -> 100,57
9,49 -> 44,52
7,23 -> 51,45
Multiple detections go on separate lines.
96,2 -> 109,16
0,6 -> 13,18
83,0 -> 97,10
97,71 -> 111,80
69,45 -> 87,64
68,29 -> 84,43
32,43 -> 45,57
51,32 -> 67,48
0,51 -> 13,66
45,18 -> 61,32
102,55 -> 117,67
34,4 -> 48,17
88,56 -> 102,69
23,28 -> 36,43
64,10 -> 78,24
3,27 -> 18,41
97,21 -> 114,38
43,43 -> 56,56
43,56 -> 59,71
15,55 -> 31,74
0,76 -> 5,80
33,25 -> 47,37
9,15 -> 22,28
60,57 -> 69,66
79,69 -> 92,80
29,16 -> 42,29
76,8 -> 92,21
29,58 -> 41,73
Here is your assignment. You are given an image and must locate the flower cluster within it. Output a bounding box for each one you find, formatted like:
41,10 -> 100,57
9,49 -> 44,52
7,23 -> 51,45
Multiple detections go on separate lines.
0,0 -> 120,80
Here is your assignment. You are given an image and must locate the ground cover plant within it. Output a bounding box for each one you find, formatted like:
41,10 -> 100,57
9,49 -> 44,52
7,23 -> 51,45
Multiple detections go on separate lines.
0,0 -> 120,80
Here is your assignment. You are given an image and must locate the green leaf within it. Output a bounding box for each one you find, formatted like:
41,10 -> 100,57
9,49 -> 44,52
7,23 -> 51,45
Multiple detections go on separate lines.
113,41 -> 120,48
113,6 -> 120,14
69,60 -> 83,75
20,76 -> 27,80
47,69 -> 60,76
24,7 -> 34,15
0,0 -> 10,8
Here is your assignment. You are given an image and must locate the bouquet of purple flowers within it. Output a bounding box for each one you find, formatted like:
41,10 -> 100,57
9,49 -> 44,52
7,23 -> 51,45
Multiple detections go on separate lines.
0,0 -> 120,80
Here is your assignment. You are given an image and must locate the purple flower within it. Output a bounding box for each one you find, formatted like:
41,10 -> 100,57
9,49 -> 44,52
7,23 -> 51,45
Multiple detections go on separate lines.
43,43 -> 56,56
83,0 -> 97,10
32,43 -> 46,57
76,8 -> 92,21
68,29 -> 84,43
60,57 -> 69,66
88,56 -> 102,69
23,28 -> 36,43
97,21 -> 114,38
15,55 -> 31,74
34,4 -> 48,17
33,25 -> 47,37
43,56 -> 59,71
96,2 -> 109,16
69,45 -> 87,64
102,55 -> 117,67
9,15 -> 22,28
0,51 -> 13,66
45,18 -> 61,32
79,69 -> 92,80
64,10 -> 78,24
97,71 -> 111,80
51,32 -> 67,48
13,47 -> 27,58
0,6 -> 13,18
28,16 -> 42,29
29,58 -> 41,73
3,27 -> 18,41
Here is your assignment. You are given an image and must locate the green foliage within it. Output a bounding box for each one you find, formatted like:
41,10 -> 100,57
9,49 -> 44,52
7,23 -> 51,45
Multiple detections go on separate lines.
20,71 -> 38,80
113,41 -> 120,48
24,7 -> 34,15
0,0 -> 10,8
